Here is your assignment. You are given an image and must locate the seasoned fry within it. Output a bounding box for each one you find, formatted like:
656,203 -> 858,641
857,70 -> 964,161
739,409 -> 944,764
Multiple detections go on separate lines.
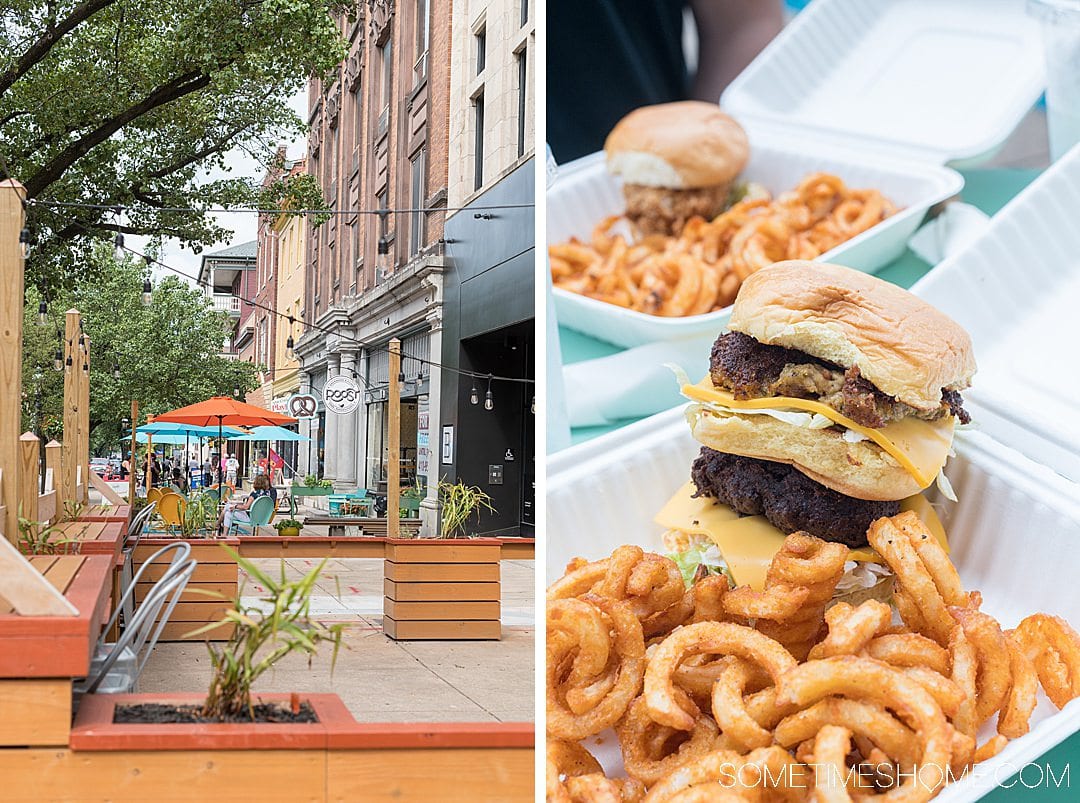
550,174 -> 898,317
617,696 -> 729,785
810,725 -> 856,803
948,606 -> 1011,725
1011,614 -> 1080,709
998,634 -> 1038,738
807,599 -> 891,659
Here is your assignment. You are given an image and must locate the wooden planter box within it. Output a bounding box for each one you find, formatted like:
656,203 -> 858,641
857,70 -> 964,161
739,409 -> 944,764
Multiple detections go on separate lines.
133,538 -> 239,642
0,691 -> 533,802
383,539 -> 502,640
290,486 -> 335,497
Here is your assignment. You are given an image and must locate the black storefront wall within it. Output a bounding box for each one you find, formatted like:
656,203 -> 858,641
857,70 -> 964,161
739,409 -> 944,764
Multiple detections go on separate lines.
441,158 -> 535,536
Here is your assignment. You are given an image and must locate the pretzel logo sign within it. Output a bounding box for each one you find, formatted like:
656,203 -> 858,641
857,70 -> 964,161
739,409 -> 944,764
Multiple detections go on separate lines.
323,376 -> 362,415
287,393 -> 319,419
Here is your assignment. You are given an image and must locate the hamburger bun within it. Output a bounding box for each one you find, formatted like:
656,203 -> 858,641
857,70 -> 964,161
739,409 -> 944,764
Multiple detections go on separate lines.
730,261 -> 976,412
687,404 -> 928,501
605,101 -> 749,189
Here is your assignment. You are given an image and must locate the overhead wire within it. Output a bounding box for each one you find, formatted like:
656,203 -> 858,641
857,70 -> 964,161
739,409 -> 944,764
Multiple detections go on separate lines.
26,200 -> 535,386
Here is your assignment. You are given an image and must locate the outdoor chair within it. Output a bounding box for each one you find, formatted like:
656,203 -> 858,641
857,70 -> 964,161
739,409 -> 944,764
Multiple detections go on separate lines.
227,495 -> 275,536
74,542 -> 196,700
155,491 -> 187,533
203,487 -> 220,504
118,501 -> 157,629
145,487 -> 164,504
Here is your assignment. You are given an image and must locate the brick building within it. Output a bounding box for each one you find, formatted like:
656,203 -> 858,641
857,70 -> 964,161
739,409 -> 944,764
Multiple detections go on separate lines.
295,0 -> 452,532
196,241 -> 258,360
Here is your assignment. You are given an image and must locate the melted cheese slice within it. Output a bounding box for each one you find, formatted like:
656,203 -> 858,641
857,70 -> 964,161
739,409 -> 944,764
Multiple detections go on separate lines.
682,379 -> 956,490
656,481 -> 948,590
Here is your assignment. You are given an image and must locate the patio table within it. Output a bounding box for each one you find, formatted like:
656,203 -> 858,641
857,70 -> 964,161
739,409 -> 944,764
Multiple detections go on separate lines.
51,520 -> 124,561
554,167 -> 1076,800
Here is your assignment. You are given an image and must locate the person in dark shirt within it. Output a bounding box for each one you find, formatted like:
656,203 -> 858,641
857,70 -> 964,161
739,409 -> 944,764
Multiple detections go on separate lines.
547,0 -> 783,163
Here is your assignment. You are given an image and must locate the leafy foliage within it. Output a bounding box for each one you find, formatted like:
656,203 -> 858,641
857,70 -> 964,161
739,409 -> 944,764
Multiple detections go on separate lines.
22,244 -> 259,452
18,513 -> 78,555
438,480 -> 496,538
193,546 -> 345,720
1,0 -> 347,289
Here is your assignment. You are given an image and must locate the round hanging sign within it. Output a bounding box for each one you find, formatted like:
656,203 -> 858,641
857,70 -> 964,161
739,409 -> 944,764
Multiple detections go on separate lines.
323,375 -> 362,415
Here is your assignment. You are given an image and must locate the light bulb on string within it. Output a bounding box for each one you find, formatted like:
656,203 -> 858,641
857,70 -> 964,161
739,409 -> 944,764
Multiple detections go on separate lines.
285,335 -> 295,360
142,276 -> 152,306
469,381 -> 478,405
19,226 -> 32,257
37,298 -> 47,325
484,374 -> 494,411
113,360 -> 121,379
53,349 -> 63,372
114,232 -> 125,260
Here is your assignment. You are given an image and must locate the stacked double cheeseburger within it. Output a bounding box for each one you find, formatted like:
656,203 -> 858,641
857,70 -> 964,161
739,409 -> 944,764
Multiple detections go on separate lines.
660,260 -> 976,596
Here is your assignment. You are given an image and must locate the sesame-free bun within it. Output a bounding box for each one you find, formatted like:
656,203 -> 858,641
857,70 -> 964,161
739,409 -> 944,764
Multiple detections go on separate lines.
730,261 -> 976,412
605,102 -> 749,189
687,405 -> 927,501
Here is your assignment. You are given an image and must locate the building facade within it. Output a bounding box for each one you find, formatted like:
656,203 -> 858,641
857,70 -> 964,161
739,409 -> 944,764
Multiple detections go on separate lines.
295,0 -> 452,533
196,241 -> 258,360
438,0 -> 535,537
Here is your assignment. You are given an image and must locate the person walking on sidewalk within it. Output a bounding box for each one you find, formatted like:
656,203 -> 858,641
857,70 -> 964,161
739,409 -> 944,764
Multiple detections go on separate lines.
225,453 -> 239,487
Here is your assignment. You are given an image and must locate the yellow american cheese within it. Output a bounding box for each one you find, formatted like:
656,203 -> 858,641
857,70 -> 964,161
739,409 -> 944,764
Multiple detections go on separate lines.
655,481 -> 948,590
682,379 -> 956,491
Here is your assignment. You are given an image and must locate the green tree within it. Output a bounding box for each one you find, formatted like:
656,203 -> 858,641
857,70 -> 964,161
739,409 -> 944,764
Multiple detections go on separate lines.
23,245 -> 259,454
1,0 -> 346,289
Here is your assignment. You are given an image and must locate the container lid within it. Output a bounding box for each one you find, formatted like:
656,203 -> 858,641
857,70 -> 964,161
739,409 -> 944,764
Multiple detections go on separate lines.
910,144 -> 1080,485
722,0 -> 1046,165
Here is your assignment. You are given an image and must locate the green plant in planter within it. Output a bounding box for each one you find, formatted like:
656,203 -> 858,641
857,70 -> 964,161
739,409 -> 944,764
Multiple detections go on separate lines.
17,513 -> 78,555
303,474 -> 333,489
189,546 -> 345,720
437,480 -> 495,538
178,492 -> 217,538
273,518 -> 303,536
62,499 -> 85,522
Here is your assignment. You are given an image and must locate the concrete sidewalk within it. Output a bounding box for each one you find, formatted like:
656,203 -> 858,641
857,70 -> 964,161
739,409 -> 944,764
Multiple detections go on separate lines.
138,557 -> 535,723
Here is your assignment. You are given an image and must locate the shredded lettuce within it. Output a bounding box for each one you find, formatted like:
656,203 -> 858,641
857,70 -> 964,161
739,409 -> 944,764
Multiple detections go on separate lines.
698,401 -> 833,430
936,467 -> 958,503
666,539 -> 732,588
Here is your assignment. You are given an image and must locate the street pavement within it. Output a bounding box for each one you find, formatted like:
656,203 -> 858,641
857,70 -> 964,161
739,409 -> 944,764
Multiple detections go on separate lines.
138,555 -> 535,723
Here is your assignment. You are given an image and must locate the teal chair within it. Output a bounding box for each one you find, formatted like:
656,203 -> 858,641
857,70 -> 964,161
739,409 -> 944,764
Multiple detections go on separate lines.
204,487 -> 220,504
228,496 -> 275,535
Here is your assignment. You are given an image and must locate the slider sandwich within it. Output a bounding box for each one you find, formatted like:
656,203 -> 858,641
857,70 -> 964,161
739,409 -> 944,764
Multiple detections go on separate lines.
605,101 -> 750,237
661,261 -> 975,600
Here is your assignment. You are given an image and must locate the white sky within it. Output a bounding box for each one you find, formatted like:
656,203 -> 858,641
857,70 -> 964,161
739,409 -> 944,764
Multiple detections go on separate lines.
130,88 -> 308,284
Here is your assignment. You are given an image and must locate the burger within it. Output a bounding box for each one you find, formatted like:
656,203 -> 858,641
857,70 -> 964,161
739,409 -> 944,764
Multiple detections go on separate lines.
605,101 -> 750,237
659,260 -> 975,600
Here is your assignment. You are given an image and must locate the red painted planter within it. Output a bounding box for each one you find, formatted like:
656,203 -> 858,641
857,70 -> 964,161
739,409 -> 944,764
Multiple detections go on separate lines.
71,692 -> 535,752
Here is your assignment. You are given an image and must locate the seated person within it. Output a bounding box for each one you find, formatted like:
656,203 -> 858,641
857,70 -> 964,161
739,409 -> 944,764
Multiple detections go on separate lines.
219,474 -> 273,531
170,467 -> 188,494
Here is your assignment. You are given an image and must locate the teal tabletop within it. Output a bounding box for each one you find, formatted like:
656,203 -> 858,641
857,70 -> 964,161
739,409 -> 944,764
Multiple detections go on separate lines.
555,167 -> 1080,800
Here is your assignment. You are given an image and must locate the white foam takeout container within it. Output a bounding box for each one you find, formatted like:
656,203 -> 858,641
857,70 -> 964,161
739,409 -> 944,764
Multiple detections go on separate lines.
548,0 -> 1044,348
546,145 -> 1080,798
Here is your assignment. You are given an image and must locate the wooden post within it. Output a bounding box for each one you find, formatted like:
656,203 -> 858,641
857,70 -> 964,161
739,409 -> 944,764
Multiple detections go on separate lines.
146,433 -> 153,491
388,338 -> 401,539
0,180 -> 26,543
78,336 -> 90,502
128,400 -> 138,502
18,433 -> 40,531
44,440 -> 61,492
61,309 -> 81,506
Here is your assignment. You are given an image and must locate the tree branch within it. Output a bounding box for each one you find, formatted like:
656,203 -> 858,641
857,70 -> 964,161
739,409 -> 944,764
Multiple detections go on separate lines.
24,69 -> 214,197
0,0 -> 119,99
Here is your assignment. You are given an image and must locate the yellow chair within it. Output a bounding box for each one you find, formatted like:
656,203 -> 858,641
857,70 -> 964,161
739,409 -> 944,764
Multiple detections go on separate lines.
146,487 -> 164,504
156,492 -> 187,533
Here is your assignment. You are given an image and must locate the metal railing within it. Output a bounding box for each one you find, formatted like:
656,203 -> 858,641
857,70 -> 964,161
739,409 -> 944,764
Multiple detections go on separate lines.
212,294 -> 241,313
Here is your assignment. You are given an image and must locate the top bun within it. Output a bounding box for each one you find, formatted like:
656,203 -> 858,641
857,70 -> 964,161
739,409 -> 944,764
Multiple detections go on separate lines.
605,102 -> 749,190
729,261 -> 976,411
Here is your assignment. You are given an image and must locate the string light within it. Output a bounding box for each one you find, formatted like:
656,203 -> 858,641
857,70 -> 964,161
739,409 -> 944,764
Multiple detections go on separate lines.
285,334 -> 295,360
53,349 -> 63,371
37,298 -> 47,325
484,374 -> 494,411
112,360 -> 121,379
19,226 -> 31,256
469,382 -> 478,405
27,204 -> 534,386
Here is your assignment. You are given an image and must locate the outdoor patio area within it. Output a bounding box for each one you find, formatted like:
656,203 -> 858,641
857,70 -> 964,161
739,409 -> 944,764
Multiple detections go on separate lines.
139,554 -> 535,723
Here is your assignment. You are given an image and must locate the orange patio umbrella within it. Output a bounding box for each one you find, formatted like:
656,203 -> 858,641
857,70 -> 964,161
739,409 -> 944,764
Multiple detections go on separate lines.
153,397 -> 297,533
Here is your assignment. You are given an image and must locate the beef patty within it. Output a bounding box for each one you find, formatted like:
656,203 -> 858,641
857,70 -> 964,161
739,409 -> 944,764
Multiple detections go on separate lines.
623,183 -> 731,237
709,332 -> 970,429
690,448 -> 899,548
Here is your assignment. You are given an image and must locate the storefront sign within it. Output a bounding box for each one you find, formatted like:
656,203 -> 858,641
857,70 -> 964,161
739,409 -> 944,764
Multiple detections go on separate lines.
417,398 -> 430,477
323,376 -> 362,415
270,396 -> 290,415
441,425 -> 454,465
287,393 -> 319,419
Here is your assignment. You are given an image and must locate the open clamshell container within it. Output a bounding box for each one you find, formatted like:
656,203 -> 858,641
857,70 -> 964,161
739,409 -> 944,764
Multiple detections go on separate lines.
547,144 -> 1080,799
548,0 -> 1044,348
